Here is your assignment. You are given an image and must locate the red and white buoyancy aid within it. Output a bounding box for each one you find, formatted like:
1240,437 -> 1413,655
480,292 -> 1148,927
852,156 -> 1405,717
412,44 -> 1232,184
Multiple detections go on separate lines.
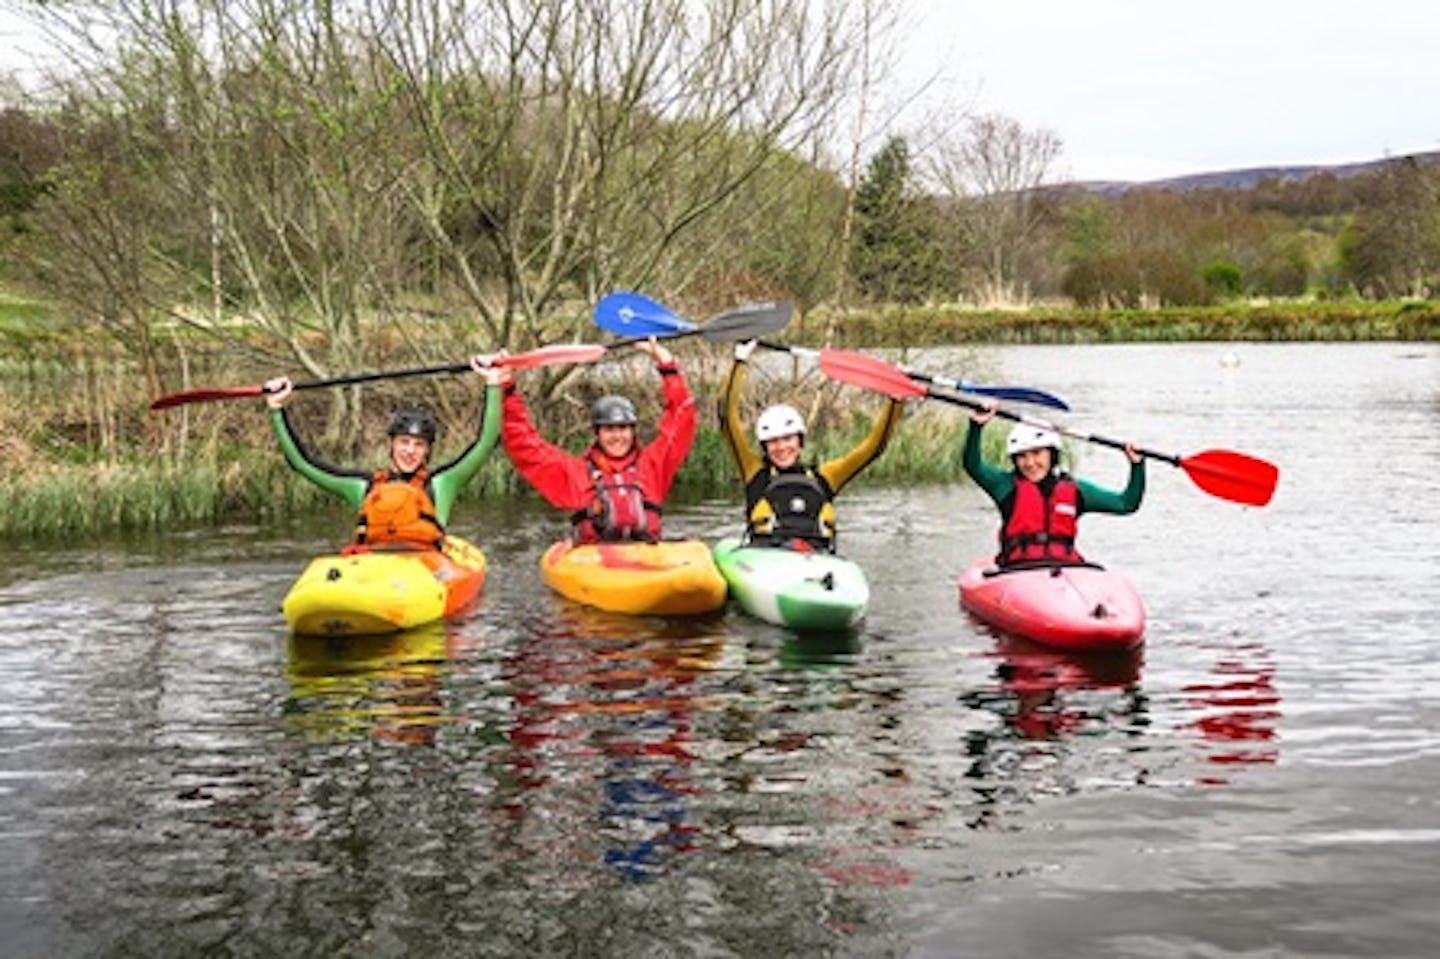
999,476 -> 1083,565
354,469 -> 444,548
571,457 -> 661,542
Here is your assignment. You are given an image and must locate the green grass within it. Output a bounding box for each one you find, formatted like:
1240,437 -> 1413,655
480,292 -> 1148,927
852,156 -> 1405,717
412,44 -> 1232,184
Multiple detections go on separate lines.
0,290 -> 51,319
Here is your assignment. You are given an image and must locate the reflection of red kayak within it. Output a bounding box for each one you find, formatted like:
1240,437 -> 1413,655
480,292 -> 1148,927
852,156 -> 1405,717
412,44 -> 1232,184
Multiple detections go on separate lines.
991,635 -> 1145,740
994,634 -> 1143,692
958,558 -> 1145,650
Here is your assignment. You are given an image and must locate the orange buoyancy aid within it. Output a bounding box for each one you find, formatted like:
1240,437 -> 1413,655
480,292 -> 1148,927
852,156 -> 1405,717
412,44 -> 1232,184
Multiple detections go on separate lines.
999,476 -> 1083,565
355,469 -> 445,548
571,458 -> 661,543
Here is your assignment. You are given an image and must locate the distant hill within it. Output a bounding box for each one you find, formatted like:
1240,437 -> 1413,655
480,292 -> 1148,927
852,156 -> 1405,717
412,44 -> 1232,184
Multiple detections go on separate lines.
1067,150 -> 1440,195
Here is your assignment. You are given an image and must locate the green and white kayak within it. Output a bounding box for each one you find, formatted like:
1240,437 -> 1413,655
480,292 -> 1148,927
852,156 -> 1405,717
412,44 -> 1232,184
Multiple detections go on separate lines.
712,536 -> 869,632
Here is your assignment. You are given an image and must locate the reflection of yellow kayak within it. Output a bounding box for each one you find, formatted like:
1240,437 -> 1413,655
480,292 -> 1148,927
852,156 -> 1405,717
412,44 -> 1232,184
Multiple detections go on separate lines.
282,535 -> 486,636
286,623 -> 448,680
540,539 -> 727,616
285,623 -> 450,744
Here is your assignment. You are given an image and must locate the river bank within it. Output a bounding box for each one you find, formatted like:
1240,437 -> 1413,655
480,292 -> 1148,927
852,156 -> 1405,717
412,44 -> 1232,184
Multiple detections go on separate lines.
811,298 -> 1440,345
2,294 -> 1435,538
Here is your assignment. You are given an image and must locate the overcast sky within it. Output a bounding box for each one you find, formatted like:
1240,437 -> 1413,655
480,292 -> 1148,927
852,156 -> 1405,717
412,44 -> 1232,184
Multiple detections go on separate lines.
898,0 -> 1440,182
5,1 -> 1438,184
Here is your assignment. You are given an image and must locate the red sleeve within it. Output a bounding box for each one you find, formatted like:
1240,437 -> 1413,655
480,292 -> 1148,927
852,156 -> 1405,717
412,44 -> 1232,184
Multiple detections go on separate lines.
501,388 -> 592,509
636,364 -> 697,503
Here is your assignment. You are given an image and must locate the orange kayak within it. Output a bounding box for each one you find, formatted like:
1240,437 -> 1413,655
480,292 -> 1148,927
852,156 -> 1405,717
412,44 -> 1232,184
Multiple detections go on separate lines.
540,538 -> 727,616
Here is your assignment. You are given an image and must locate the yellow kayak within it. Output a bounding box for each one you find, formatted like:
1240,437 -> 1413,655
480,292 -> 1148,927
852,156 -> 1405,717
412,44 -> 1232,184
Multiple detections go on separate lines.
282,535 -> 487,636
539,538 -> 728,616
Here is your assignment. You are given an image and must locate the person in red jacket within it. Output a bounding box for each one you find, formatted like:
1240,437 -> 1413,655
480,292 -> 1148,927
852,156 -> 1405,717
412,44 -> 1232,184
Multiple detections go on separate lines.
476,338 -> 696,543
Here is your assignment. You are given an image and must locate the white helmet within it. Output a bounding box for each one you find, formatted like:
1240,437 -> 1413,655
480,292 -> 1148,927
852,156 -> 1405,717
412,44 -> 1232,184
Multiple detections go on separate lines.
756,404 -> 806,442
1006,424 -> 1061,457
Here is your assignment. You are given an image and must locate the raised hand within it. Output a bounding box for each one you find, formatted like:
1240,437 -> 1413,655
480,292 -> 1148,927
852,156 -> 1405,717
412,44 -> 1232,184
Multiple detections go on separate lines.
264,376 -> 294,409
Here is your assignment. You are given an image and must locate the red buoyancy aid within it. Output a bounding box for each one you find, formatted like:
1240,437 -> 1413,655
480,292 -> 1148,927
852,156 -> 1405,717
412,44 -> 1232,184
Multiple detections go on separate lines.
355,469 -> 445,548
571,456 -> 661,543
999,476 -> 1083,565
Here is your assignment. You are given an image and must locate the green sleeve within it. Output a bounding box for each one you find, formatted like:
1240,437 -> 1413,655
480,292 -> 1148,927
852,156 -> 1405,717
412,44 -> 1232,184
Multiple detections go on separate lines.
427,384 -> 503,523
1077,459 -> 1146,515
961,420 -> 1014,504
270,408 -> 369,508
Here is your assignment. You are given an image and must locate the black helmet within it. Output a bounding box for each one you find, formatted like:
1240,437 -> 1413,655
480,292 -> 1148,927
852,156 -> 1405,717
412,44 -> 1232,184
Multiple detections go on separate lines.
387,406 -> 438,443
590,395 -> 637,427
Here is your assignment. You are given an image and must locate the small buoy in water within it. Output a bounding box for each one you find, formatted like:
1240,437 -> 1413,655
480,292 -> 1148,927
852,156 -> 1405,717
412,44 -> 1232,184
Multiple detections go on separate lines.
1219,351 -> 1241,368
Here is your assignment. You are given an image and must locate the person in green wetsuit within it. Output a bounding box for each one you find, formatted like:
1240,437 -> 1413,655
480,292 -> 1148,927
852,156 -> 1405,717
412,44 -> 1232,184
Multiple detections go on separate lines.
719,339 -> 905,553
263,359 -> 507,550
964,405 -> 1144,568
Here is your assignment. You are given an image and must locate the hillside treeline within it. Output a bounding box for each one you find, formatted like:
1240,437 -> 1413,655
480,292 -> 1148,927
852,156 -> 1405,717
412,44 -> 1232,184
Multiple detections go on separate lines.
1,2 -> 1437,438
846,135 -> 1440,309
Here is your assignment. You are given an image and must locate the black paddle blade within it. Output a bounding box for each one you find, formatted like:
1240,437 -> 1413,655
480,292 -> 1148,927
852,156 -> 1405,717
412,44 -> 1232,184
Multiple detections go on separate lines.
698,301 -> 794,343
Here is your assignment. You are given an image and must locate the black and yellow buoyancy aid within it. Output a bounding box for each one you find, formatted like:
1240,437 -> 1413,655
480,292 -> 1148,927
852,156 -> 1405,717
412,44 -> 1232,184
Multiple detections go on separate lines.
745,465 -> 837,551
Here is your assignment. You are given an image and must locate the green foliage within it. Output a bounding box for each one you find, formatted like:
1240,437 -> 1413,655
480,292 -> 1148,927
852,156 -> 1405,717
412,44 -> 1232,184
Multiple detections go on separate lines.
851,136 -> 945,304
1338,158 -> 1440,297
1201,260 -> 1244,298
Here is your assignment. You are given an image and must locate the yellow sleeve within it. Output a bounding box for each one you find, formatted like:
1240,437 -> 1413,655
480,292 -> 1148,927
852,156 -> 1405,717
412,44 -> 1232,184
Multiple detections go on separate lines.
720,361 -> 764,482
817,398 -> 904,494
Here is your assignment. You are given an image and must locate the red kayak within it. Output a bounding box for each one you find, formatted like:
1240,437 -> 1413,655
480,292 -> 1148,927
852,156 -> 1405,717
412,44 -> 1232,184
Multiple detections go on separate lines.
958,558 -> 1145,650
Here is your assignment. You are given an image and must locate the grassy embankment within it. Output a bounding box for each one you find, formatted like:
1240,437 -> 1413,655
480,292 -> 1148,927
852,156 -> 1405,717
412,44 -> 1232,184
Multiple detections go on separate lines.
3,292 -> 1436,539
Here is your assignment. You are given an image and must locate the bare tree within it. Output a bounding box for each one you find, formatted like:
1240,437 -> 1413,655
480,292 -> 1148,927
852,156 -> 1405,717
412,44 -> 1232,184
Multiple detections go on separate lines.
13,0 -> 881,437
925,112 -> 1062,305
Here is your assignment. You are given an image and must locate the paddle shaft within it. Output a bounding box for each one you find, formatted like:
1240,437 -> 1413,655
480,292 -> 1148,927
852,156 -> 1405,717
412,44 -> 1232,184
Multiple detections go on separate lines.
920,386 -> 1180,467
156,294 -> 778,411
285,360 -> 472,394
751,339 -> 1275,505
756,339 -> 1170,463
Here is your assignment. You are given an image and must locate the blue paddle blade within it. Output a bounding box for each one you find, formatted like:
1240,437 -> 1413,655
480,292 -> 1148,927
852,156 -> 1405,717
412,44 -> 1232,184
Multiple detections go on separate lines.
957,381 -> 1071,411
593,291 -> 696,337
909,369 -> 1070,411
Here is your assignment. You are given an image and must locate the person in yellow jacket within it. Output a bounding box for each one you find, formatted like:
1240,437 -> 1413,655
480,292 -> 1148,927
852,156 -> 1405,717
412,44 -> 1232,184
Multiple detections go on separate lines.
719,340 -> 904,553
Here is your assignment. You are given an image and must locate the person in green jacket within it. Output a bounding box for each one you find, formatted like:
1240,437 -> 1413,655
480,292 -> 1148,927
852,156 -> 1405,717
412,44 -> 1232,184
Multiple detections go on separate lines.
719,339 -> 905,553
964,405 -> 1144,567
263,359 -> 506,550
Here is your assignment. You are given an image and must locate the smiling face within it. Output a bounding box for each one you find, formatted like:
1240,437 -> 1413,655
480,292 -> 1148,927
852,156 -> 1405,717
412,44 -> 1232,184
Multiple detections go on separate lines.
1013,446 -> 1054,483
390,434 -> 432,473
763,433 -> 803,469
596,423 -> 636,458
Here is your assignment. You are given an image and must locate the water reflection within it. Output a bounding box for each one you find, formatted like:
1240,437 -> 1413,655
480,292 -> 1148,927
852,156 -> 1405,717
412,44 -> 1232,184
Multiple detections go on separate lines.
779,629 -> 862,669
1182,638 -> 1281,782
986,636 -> 1146,742
500,605 -> 723,882
953,633 -> 1150,821
285,624 -> 453,745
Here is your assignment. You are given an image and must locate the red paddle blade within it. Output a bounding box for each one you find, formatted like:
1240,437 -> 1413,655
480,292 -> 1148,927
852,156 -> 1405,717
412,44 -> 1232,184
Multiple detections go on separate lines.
817,349 -> 927,400
499,343 -> 606,369
149,384 -> 266,410
1179,449 -> 1279,507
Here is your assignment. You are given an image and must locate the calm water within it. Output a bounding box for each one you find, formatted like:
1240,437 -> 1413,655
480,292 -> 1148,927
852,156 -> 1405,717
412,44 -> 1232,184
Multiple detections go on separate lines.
2,342 -> 1437,957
